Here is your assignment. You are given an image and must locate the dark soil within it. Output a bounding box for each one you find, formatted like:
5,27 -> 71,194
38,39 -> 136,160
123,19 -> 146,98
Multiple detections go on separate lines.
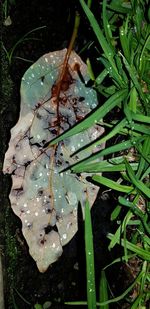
1,1 -> 130,309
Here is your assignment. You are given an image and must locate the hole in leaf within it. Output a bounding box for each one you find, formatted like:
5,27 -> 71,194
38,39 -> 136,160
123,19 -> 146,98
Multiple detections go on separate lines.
44,224 -> 58,234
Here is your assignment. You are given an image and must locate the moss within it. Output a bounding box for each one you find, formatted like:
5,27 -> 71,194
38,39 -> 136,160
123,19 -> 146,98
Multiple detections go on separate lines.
1,32 -> 21,308
4,202 -> 23,308
1,45 -> 14,99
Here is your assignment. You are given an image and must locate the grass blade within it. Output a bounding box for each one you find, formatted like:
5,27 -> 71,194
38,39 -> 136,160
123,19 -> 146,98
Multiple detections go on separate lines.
99,270 -> 109,309
120,52 -> 148,113
85,199 -> 97,309
79,0 -> 125,87
108,234 -> 150,261
125,159 -> 150,198
73,118 -> 127,158
108,211 -> 133,250
65,272 -> 143,306
70,136 -> 142,171
92,175 -> 134,193
49,89 -> 127,145
119,196 -> 150,235
72,161 -> 138,173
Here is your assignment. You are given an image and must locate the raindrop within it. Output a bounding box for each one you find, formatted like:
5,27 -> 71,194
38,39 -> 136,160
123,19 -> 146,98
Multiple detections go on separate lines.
71,146 -> 76,152
62,233 -> 67,239
120,29 -> 124,36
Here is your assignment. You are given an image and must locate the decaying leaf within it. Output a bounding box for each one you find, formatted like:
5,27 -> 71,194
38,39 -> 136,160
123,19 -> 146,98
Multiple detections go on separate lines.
3,49 -> 104,272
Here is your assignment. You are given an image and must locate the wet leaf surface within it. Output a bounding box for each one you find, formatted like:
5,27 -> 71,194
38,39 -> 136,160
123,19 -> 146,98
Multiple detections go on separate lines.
3,49 -> 104,272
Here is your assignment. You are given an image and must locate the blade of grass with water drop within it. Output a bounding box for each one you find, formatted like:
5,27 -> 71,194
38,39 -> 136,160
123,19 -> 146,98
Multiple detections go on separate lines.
72,118 -> 127,159
120,25 -> 130,63
80,0 -> 114,58
72,161 -> 138,173
79,0 -> 125,87
49,89 -> 127,145
70,136 -> 142,172
85,199 -> 97,309
127,123 -> 150,135
95,68 -> 108,85
120,53 -> 148,113
102,0 -> 113,45
99,56 -> 124,87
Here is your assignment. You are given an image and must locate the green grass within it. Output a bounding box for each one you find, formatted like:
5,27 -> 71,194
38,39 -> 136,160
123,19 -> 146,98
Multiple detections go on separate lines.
2,26 -> 46,65
64,0 -> 150,307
